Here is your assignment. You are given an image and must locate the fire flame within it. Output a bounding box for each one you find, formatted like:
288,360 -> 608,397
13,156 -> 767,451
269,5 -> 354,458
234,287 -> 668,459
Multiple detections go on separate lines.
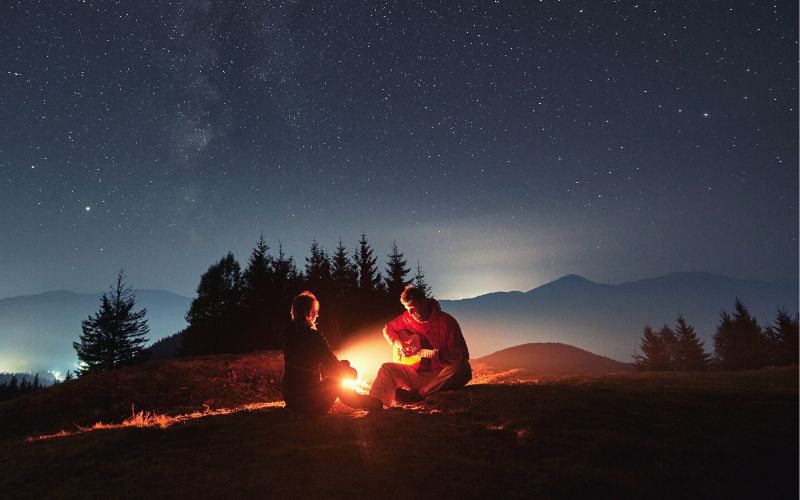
341,375 -> 371,394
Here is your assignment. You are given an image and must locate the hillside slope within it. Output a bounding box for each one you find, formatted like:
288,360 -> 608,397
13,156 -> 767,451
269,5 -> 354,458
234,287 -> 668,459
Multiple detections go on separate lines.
475,342 -> 633,373
0,354 -> 796,499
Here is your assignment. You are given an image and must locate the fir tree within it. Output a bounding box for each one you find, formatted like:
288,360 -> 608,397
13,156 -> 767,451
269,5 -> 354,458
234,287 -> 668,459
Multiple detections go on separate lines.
73,270 -> 150,375
331,238 -> 358,294
658,324 -> 679,370
240,235 -> 276,350
411,261 -> 432,297
182,253 -> 243,354
384,241 -> 411,298
765,309 -> 799,366
272,242 -> 299,290
634,325 -> 672,370
354,233 -> 381,291
305,240 -> 332,286
242,235 -> 273,299
713,299 -> 766,370
673,316 -> 710,371
64,370 -> 75,382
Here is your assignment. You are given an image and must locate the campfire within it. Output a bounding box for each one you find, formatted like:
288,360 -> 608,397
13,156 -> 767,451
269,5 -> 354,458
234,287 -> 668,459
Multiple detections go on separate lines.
336,334 -> 390,396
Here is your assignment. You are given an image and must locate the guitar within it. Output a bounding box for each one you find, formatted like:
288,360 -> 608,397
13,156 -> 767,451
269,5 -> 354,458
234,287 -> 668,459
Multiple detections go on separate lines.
392,332 -> 439,372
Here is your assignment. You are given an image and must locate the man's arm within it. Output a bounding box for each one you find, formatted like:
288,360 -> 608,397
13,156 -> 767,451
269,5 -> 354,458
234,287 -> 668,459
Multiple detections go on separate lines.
384,318 -> 422,356
383,316 -> 407,347
442,315 -> 468,363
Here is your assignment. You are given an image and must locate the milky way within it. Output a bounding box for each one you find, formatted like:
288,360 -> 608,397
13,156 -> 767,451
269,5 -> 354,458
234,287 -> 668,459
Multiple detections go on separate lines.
1,0 -> 796,299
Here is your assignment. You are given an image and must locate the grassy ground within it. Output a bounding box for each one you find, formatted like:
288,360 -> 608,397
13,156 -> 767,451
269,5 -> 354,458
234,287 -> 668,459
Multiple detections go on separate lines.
0,358 -> 796,499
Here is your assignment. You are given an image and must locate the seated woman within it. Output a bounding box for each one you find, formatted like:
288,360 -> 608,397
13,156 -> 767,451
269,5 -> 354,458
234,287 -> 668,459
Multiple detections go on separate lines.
281,290 -> 381,414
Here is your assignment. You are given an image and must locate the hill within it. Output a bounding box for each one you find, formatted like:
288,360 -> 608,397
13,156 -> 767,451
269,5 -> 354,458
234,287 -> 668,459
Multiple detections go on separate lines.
441,271 -> 798,360
0,352 -> 796,499
474,342 -> 633,374
0,289 -> 191,375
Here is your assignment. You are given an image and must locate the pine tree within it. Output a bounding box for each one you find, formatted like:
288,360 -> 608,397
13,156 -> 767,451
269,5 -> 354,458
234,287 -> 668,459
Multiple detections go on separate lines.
673,316 -> 710,371
272,242 -> 299,290
242,235 -> 273,299
73,270 -> 150,375
658,324 -> 679,370
354,233 -> 381,291
766,309 -> 799,366
305,240 -> 332,286
411,261 -> 432,297
32,373 -> 40,391
384,242 -> 411,298
64,370 -> 74,382
713,299 -> 766,370
185,252 -> 242,328
634,325 -> 672,370
240,235 -> 275,350
331,238 -> 358,294
182,253 -> 243,354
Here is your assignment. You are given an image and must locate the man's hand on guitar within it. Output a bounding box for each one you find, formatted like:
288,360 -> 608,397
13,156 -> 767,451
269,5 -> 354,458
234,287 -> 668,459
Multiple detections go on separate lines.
400,335 -> 421,356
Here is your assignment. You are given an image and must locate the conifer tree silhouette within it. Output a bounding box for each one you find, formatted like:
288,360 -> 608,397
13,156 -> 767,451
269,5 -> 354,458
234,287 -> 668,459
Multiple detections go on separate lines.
763,309 -> 799,366
713,299 -> 766,370
73,270 -> 150,374
384,241 -> 411,297
411,261 -> 432,297
674,316 -> 710,371
182,253 -> 243,354
331,238 -> 358,294
354,233 -> 381,291
634,325 -> 672,370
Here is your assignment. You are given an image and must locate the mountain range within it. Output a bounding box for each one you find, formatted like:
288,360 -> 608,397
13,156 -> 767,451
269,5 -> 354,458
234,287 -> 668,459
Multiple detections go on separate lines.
0,272 -> 796,375
441,272 -> 797,361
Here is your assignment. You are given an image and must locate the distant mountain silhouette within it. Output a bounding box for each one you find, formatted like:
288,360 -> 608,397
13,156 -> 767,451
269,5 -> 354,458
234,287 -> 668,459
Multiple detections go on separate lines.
441,272 -> 798,361
0,289 -> 191,375
475,342 -> 633,373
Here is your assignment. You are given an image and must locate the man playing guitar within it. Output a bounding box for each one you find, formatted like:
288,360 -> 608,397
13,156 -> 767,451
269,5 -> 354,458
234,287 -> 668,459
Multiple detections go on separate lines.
368,285 -> 472,407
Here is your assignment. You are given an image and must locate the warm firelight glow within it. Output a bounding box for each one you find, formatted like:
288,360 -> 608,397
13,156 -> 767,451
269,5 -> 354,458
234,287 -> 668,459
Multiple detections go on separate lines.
336,332 -> 393,393
27,402 -> 285,442
341,375 -> 371,394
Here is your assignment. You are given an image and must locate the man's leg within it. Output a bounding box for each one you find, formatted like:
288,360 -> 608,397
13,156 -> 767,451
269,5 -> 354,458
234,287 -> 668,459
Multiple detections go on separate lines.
419,361 -> 472,397
369,362 -> 428,407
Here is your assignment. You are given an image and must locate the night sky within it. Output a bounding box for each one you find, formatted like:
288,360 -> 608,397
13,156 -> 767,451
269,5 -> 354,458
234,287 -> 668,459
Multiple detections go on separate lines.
1,0 -> 797,300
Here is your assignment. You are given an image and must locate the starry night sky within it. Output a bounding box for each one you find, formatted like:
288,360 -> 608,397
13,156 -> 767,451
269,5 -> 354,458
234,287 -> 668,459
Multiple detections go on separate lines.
1,0 -> 797,300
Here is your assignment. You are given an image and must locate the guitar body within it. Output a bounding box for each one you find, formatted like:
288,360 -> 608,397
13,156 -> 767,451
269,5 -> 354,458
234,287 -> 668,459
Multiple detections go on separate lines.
393,333 -> 438,372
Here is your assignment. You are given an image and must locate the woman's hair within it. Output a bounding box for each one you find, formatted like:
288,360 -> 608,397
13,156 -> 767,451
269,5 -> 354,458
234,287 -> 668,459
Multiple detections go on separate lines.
291,290 -> 319,327
400,284 -> 427,305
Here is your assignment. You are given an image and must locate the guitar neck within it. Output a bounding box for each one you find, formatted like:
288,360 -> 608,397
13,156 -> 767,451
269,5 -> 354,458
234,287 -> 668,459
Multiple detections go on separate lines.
417,349 -> 436,359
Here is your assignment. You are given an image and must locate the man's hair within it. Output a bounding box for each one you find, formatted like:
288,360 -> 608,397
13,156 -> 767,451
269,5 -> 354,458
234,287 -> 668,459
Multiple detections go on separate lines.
291,290 -> 319,325
400,285 -> 427,305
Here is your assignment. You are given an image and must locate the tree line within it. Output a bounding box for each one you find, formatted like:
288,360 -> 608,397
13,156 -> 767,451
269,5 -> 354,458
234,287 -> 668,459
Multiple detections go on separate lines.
0,371 -> 75,402
71,233 -> 428,375
179,233 -> 428,355
634,299 -> 799,371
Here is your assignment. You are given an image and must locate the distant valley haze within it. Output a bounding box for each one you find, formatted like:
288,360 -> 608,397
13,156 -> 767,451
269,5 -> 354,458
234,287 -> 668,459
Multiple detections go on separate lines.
1,271 -> 796,377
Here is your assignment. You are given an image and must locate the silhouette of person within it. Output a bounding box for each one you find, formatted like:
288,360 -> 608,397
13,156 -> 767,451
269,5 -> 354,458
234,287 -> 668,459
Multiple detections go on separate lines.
368,285 -> 472,407
282,291 -> 380,414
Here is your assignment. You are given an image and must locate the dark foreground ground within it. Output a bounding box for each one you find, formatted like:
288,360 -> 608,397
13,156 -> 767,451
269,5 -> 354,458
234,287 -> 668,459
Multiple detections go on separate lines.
0,359 -> 797,499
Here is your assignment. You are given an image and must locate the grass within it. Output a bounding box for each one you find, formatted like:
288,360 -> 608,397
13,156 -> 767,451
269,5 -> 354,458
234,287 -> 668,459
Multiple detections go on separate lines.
0,356 -> 796,499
